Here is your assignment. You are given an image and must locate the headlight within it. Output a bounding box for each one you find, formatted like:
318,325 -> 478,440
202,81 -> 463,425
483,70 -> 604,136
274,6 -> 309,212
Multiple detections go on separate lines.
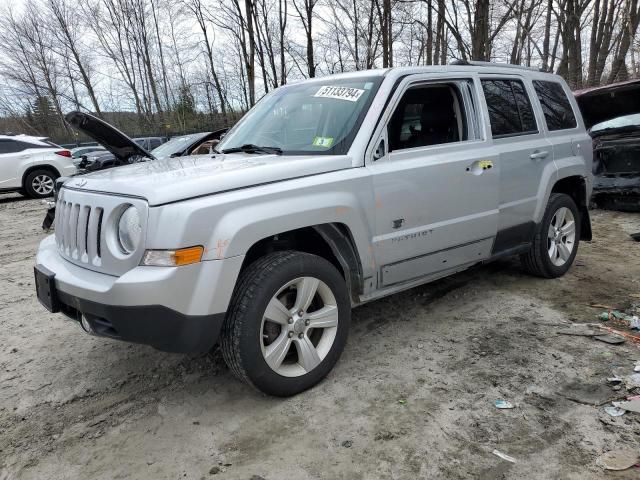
117,206 -> 142,254
141,246 -> 204,266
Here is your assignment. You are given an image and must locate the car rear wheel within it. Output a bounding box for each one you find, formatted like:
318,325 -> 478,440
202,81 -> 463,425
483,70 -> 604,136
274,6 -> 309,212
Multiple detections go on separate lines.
221,251 -> 350,396
24,169 -> 57,198
520,193 -> 581,278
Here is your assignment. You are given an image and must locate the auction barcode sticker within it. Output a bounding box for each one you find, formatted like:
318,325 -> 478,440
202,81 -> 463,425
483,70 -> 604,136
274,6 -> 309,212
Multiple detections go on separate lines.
314,86 -> 365,102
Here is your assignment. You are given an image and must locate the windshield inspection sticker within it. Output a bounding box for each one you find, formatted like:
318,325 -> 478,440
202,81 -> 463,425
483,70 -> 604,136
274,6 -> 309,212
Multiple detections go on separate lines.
314,85 -> 365,102
312,136 -> 334,148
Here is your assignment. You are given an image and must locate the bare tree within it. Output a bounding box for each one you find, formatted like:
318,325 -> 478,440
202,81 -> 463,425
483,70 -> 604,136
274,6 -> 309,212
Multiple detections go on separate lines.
292,0 -> 318,77
47,0 -> 102,115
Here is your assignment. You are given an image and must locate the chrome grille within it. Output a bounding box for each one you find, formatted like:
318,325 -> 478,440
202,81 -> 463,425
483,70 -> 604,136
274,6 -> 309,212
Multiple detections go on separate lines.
55,200 -> 103,266
54,187 -> 148,276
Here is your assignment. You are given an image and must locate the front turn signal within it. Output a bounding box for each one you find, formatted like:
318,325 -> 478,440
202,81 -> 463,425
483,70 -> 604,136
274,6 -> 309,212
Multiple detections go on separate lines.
141,246 -> 204,267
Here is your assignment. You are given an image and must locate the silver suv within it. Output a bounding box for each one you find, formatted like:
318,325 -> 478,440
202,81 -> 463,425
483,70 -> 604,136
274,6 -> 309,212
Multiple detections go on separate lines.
35,63 -> 593,396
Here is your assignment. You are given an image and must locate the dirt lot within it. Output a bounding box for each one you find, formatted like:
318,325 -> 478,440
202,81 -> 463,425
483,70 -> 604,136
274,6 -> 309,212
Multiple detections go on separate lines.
1,193 -> 639,480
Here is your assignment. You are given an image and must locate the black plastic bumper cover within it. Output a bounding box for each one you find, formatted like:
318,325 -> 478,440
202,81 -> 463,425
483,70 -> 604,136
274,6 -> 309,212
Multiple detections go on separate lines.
56,290 -> 225,354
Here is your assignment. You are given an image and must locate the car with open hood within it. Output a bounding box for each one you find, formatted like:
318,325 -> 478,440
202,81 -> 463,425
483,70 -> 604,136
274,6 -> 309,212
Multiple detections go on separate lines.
35,63 -> 593,396
575,79 -> 640,211
65,111 -> 157,172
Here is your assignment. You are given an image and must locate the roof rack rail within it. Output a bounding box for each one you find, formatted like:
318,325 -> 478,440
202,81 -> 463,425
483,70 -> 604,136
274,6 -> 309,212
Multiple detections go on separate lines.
450,59 -> 544,72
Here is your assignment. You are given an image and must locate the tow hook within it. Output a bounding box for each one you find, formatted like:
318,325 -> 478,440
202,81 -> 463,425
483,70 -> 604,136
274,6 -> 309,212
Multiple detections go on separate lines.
80,315 -> 95,335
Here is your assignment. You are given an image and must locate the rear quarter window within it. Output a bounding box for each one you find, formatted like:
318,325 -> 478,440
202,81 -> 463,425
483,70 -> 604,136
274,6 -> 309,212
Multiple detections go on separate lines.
533,80 -> 577,131
0,140 -> 25,154
481,79 -> 537,138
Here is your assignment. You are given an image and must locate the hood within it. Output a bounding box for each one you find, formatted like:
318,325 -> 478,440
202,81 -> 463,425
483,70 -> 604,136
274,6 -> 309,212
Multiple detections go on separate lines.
61,153 -> 352,206
65,111 -> 155,163
574,79 -> 640,129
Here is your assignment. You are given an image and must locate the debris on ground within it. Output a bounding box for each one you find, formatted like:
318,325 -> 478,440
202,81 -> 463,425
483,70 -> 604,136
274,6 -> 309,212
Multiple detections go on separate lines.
598,310 -> 633,322
630,232 -> 640,242
557,324 -> 598,336
341,440 -> 353,448
492,449 -> 517,463
594,334 -> 625,344
596,306 -> 640,332
604,405 -> 626,417
613,399 -> 640,413
558,382 -> 613,406
628,374 -> 640,389
494,400 -> 514,409
596,449 -> 640,471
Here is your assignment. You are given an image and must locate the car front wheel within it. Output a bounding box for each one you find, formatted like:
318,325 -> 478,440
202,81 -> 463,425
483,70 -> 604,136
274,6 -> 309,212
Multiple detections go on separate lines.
221,251 -> 350,396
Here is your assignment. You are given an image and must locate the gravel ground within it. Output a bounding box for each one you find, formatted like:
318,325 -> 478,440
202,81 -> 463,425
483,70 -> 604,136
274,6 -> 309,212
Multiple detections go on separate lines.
1,192 -> 640,479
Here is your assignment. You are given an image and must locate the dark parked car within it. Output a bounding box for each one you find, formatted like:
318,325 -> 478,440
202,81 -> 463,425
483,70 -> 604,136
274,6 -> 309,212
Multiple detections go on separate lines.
70,145 -> 105,160
64,112 -> 159,173
134,136 -> 165,150
77,139 -> 164,173
575,79 -> 640,211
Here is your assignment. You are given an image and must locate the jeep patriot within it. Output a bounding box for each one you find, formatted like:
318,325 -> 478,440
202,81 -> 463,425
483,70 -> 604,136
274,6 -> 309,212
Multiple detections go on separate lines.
35,62 -> 593,396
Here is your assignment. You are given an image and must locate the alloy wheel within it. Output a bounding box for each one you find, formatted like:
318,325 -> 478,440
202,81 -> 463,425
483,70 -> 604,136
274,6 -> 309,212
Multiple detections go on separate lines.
32,174 -> 54,195
547,206 -> 576,266
260,276 -> 338,377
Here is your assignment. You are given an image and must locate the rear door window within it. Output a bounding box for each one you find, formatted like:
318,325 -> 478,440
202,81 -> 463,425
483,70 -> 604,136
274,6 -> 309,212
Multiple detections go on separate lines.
481,79 -> 538,138
533,80 -> 577,131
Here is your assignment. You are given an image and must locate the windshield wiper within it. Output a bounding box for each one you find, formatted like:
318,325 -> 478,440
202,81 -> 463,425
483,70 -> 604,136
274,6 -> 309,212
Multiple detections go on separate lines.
221,144 -> 282,155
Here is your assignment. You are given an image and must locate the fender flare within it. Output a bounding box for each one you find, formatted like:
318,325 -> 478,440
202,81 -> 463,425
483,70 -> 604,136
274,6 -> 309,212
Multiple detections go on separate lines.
312,224 -> 363,303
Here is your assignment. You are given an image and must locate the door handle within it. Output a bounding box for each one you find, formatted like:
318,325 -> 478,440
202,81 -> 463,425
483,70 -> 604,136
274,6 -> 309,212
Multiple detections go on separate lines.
530,150 -> 549,160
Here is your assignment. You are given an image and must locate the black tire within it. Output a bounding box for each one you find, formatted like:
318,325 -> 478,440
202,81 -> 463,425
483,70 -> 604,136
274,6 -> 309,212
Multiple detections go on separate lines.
24,169 -> 57,198
520,193 -> 581,278
221,251 -> 351,397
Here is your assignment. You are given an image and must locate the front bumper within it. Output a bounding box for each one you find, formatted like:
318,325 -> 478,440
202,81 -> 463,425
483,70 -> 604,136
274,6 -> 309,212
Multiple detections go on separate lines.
592,174 -> 640,212
53,289 -> 225,353
593,174 -> 640,194
35,235 -> 244,353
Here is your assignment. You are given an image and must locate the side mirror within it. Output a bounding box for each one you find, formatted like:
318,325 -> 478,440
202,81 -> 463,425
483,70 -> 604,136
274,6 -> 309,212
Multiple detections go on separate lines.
373,138 -> 386,161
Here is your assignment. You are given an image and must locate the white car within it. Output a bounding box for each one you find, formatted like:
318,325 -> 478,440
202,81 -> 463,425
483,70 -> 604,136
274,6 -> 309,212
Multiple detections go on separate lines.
0,134 -> 76,198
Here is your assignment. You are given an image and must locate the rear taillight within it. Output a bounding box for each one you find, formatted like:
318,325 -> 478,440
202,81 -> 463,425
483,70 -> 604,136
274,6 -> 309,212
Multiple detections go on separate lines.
55,150 -> 72,158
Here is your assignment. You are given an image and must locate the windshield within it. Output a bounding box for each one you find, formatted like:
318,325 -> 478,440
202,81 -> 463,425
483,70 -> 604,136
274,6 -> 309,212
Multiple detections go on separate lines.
592,113 -> 640,133
218,77 -> 383,155
151,133 -> 209,158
